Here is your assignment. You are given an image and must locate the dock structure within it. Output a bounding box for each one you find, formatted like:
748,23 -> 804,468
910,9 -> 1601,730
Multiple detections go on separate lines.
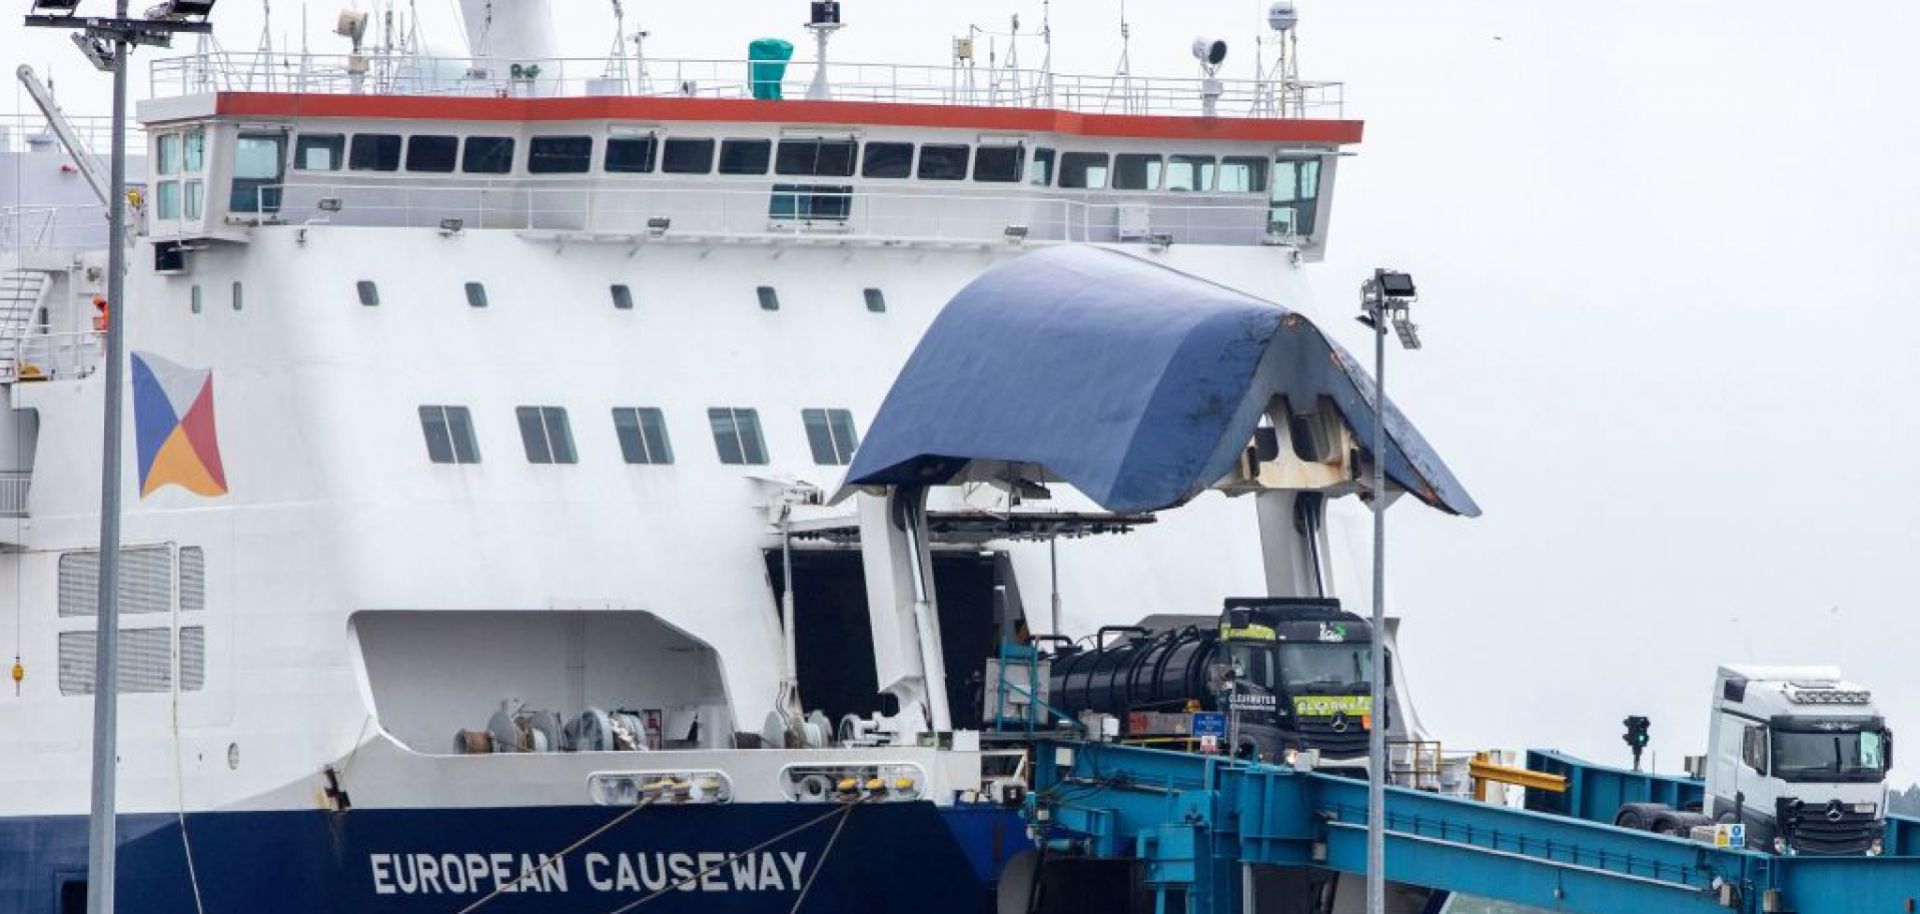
1025,740 -> 1920,914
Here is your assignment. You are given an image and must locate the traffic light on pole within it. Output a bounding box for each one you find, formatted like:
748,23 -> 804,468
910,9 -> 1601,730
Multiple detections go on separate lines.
1623,716 -> 1651,772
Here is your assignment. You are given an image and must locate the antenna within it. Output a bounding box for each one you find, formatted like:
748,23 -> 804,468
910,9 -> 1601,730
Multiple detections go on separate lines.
1111,0 -> 1135,113
1260,1 -> 1301,116
804,1 -> 843,101
1040,0 -> 1053,106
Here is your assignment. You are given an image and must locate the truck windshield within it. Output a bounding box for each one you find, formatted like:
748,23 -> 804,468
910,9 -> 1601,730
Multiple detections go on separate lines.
1276,643 -> 1371,691
1772,729 -> 1888,780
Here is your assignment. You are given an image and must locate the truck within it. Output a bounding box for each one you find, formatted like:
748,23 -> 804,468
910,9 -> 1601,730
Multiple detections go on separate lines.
1040,597 -> 1387,765
1607,665 -> 1895,856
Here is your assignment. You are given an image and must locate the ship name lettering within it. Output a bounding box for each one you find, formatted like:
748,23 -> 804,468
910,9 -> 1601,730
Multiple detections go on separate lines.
370,852 -> 566,895
582,851 -> 807,893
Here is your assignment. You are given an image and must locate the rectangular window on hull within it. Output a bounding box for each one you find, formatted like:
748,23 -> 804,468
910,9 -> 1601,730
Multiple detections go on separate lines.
662,138 -> 716,174
462,136 -> 515,174
708,408 -> 768,465
605,137 -> 658,173
719,139 -> 773,175
801,408 -> 859,465
349,134 -> 402,171
517,406 -> 578,464
613,407 -> 674,465
973,145 -> 1025,183
861,142 -> 913,179
405,135 -> 459,173
917,144 -> 970,181
529,136 -> 593,174
296,133 -> 345,171
420,405 -> 480,464
776,138 -> 858,177
610,284 -> 634,310
1059,152 -> 1109,190
1113,154 -> 1163,191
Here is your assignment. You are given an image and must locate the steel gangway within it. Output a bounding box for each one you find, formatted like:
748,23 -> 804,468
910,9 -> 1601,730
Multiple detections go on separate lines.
1026,740 -> 1920,914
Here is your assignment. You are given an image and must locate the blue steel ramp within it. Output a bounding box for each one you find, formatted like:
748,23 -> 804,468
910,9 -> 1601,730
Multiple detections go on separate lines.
1027,741 -> 1920,914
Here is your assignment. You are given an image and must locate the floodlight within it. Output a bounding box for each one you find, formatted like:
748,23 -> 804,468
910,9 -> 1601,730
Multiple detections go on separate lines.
1148,231 -> 1174,251
335,9 -> 368,42
1002,224 -> 1029,246
646,216 -> 672,236
30,0 -> 82,13
316,197 -> 343,213
808,1 -> 840,26
71,33 -> 118,71
438,217 -> 464,235
1377,270 -> 1417,299
1268,1 -> 1299,33
145,0 -> 216,21
1191,37 -> 1228,68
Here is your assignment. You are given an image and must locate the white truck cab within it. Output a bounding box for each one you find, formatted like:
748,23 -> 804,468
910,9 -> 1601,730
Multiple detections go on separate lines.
1707,665 -> 1893,855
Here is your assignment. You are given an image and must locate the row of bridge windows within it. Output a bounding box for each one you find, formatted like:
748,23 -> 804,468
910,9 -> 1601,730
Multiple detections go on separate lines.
418,405 -> 859,468
290,130 -> 1312,197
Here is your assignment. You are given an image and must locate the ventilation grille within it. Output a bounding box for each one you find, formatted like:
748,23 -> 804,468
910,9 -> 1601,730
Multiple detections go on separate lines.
58,628 -> 173,695
179,547 -> 205,612
179,626 -> 205,692
58,547 -> 174,617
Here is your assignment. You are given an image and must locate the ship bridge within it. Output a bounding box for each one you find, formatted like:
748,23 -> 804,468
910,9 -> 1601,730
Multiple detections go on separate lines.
130,48 -> 1359,270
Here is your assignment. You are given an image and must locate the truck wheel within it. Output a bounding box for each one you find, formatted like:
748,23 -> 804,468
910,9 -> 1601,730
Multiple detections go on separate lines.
1614,803 -> 1671,831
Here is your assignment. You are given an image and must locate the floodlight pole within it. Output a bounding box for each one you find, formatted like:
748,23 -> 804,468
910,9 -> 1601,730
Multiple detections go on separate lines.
1365,287 -> 1388,914
90,10 -> 131,914
23,7 -> 213,913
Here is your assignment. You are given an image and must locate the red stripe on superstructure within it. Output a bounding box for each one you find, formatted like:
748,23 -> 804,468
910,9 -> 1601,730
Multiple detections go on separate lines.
212,93 -> 1364,144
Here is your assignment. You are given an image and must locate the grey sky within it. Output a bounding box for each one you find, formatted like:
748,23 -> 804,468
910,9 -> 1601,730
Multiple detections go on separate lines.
7,0 -> 1918,781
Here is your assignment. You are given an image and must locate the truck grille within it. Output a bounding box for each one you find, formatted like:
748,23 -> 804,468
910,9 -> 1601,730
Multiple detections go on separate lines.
1781,799 -> 1880,856
1294,715 -> 1370,757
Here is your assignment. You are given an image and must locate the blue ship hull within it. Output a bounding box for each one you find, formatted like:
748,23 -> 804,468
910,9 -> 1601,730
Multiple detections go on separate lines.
4,802 -> 1029,913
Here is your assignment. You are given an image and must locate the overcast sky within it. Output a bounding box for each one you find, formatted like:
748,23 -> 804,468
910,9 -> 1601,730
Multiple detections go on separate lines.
8,0 -> 1919,783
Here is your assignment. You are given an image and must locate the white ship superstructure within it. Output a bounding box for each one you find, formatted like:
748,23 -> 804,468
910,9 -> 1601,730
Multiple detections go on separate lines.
0,4 -> 1427,911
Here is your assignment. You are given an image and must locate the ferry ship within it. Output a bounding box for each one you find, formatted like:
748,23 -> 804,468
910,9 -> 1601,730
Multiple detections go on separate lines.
0,1 -> 1465,911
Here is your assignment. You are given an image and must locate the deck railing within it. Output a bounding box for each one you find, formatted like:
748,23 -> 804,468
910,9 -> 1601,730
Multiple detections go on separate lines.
0,113 -> 143,156
7,331 -> 103,384
149,51 -> 1345,120
2,204 -> 107,254
246,182 -> 1295,248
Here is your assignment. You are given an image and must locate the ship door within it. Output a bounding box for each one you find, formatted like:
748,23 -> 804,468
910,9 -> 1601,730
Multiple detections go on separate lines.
765,548 -> 1024,729
230,131 -> 287,214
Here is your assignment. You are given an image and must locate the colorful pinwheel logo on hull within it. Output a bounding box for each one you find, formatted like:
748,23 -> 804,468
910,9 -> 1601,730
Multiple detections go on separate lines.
133,352 -> 228,498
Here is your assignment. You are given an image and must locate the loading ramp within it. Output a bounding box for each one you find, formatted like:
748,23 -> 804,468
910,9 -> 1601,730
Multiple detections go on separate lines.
1026,740 -> 1920,914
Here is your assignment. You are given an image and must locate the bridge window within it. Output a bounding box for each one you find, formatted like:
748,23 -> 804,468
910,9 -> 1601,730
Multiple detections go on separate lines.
184,181 -> 203,219
610,284 -> 634,310
1059,152 -> 1109,189
662,138 -> 716,174
1029,147 -> 1056,186
973,145 -> 1025,183
1269,157 -> 1322,236
1166,155 -> 1216,192
295,133 -> 345,171
517,406 -> 577,464
462,136 -> 515,174
156,134 -> 180,175
183,130 -> 205,171
1113,154 -> 1163,191
419,405 -> 480,464
708,408 -> 768,465
1219,156 -> 1268,193
156,182 -> 181,219
802,408 -> 859,465
349,134 -> 402,171
605,136 -> 658,173
776,138 -> 858,177
231,133 -> 286,213
613,407 -> 674,465
405,135 -> 459,173
917,144 -> 970,181
861,142 -> 913,179
529,136 -> 593,174
464,282 -> 488,309
719,139 -> 773,175
863,288 -> 886,313
356,280 -> 379,306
